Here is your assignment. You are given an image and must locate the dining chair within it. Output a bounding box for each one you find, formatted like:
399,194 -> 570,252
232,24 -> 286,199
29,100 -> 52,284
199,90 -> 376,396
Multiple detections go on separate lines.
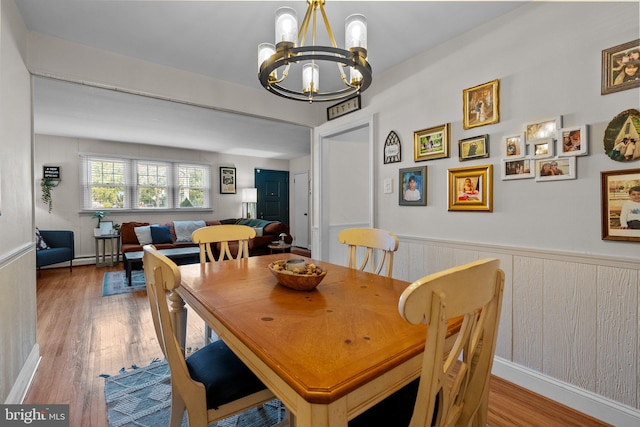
349,258 -> 505,427
191,224 -> 256,263
191,224 -> 257,343
337,227 -> 399,277
142,245 -> 282,427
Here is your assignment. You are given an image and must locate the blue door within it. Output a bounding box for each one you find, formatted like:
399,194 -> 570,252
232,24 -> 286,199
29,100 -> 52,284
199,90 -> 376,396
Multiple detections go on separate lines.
255,169 -> 289,224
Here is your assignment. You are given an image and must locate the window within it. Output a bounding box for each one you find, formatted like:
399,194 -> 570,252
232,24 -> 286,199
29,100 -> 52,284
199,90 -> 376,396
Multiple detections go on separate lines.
81,155 -> 211,210
137,161 -> 169,208
84,157 -> 128,209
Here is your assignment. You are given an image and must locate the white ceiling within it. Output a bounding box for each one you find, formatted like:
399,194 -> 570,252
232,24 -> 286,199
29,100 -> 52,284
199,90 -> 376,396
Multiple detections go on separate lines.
17,0 -> 525,159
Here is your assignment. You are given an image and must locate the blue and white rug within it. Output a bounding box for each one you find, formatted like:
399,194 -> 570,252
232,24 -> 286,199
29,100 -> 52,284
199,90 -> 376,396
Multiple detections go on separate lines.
102,360 -> 285,427
102,270 -> 146,296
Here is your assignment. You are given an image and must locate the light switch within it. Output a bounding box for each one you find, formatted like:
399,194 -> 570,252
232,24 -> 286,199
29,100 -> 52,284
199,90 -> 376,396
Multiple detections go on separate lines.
383,178 -> 393,194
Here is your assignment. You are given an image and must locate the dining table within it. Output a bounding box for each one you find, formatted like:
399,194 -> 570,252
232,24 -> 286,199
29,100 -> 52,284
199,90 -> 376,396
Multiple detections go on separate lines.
173,253 -> 450,427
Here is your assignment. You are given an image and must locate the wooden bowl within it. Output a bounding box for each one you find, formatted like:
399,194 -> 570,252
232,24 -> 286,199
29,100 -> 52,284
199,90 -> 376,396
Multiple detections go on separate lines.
268,260 -> 326,291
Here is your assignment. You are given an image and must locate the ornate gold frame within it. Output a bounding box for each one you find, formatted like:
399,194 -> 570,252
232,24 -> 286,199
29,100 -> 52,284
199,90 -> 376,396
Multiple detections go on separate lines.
447,164 -> 493,212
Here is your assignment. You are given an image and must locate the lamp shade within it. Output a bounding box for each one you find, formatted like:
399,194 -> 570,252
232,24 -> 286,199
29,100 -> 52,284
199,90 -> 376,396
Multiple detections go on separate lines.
345,14 -> 367,51
302,63 -> 319,93
275,7 -> 297,44
242,188 -> 257,203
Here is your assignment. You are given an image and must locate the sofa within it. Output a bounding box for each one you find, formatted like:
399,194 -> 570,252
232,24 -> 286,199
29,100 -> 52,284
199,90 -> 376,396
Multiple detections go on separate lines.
36,229 -> 75,272
119,218 -> 292,257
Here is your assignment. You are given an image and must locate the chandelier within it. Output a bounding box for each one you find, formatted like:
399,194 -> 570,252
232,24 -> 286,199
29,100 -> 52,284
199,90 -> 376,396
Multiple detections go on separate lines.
257,0 -> 372,103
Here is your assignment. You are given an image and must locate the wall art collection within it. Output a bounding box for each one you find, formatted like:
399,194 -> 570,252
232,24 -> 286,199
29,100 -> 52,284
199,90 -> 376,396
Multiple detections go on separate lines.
386,39 -> 639,239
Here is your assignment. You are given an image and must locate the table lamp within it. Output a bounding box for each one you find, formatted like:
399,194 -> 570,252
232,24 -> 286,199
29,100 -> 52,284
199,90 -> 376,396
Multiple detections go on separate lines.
242,188 -> 257,218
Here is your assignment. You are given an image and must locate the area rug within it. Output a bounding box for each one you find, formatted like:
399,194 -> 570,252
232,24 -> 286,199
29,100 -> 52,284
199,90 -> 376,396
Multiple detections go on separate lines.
102,359 -> 285,427
102,270 -> 146,296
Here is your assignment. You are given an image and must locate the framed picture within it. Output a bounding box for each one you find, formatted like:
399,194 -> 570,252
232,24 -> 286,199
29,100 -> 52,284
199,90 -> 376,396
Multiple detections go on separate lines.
399,166 -> 427,206
501,158 -> 534,180
531,138 -> 554,159
601,168 -> 640,241
524,116 -> 562,142
220,167 -> 236,194
603,109 -> 640,162
462,79 -> 499,129
534,157 -> 576,182
601,39 -> 640,95
384,130 -> 401,164
458,135 -> 489,161
504,133 -> 525,158
447,164 -> 493,212
557,125 -> 588,157
99,221 -> 113,235
414,124 -> 450,161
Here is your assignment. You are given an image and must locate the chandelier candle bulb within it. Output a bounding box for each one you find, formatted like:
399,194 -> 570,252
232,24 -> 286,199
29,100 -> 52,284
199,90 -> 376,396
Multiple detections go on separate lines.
275,7 -> 298,44
345,14 -> 367,51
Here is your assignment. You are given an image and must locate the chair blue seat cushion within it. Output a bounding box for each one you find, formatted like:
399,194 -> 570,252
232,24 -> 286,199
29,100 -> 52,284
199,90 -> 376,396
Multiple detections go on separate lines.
185,339 -> 268,410
348,378 -> 420,427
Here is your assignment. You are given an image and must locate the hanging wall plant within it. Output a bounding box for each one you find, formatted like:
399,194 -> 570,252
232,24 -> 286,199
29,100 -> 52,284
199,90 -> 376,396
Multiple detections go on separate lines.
41,178 -> 55,213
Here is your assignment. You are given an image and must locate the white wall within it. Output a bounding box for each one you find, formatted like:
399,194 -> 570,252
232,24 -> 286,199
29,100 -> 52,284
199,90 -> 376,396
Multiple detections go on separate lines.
312,2 -> 640,424
34,135 -> 291,259
317,1 -> 639,259
0,0 -> 38,403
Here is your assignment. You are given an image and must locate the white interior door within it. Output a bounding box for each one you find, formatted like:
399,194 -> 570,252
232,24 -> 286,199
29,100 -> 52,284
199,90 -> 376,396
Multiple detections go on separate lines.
293,171 -> 309,249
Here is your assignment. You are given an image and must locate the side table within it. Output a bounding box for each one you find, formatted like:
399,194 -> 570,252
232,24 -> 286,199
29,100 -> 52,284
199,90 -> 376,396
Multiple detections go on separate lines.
94,234 -> 121,267
268,243 -> 291,254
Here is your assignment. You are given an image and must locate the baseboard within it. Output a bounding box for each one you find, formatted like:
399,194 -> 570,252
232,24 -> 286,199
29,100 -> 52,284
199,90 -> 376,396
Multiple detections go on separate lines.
492,357 -> 640,426
4,344 -> 40,404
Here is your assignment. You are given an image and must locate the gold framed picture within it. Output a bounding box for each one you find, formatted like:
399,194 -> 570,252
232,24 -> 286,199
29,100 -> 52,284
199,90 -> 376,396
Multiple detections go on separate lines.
462,79 -> 499,129
447,164 -> 493,212
601,168 -> 640,242
414,123 -> 450,161
601,39 -> 640,95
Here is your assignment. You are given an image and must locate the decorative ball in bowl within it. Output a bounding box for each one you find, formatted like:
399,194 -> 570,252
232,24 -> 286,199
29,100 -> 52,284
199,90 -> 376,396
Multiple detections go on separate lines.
268,259 -> 326,291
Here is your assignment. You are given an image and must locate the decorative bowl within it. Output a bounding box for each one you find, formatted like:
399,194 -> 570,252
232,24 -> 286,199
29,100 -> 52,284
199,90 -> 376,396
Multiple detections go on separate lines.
268,260 -> 326,291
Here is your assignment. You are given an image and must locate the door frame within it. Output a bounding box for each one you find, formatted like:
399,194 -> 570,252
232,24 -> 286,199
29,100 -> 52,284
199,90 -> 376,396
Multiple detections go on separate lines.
318,115 -> 375,261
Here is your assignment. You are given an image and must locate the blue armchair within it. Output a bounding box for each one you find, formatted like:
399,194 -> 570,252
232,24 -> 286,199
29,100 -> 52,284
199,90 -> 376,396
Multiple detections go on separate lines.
36,230 -> 75,272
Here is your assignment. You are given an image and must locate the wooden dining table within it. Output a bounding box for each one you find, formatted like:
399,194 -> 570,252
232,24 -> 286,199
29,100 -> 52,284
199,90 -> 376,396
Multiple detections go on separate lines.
174,253 -> 429,426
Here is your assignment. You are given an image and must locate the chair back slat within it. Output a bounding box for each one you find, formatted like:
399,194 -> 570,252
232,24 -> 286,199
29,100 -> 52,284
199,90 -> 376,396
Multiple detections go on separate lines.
338,228 -> 399,277
397,258 -> 505,427
192,225 -> 256,263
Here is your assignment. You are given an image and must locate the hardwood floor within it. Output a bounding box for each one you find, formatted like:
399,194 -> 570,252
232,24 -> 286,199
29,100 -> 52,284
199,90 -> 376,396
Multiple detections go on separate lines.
24,265 -> 610,427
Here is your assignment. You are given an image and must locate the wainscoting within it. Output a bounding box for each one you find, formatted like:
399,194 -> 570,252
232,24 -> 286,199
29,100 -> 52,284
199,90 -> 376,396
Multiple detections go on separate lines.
313,226 -> 640,426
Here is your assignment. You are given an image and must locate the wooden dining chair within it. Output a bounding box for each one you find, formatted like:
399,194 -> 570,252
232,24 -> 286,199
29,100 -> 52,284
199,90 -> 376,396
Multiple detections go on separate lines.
191,224 -> 256,264
142,245 -> 281,427
337,227 -> 399,277
191,224 -> 257,343
349,258 -> 505,427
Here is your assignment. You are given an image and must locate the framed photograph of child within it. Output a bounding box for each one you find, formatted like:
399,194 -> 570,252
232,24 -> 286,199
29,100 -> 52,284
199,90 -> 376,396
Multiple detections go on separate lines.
447,164 -> 493,212
504,133 -> 525,158
557,125 -> 588,157
601,39 -> 640,95
399,166 -> 427,206
458,135 -> 489,161
414,124 -> 450,161
220,167 -> 236,194
601,168 -> 640,242
534,157 -> 576,182
462,79 -> 499,129
524,116 -> 562,143
501,158 -> 534,181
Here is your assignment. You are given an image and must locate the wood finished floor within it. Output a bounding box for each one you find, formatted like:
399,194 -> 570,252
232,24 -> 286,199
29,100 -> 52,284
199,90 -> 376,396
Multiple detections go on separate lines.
24,265 -> 610,427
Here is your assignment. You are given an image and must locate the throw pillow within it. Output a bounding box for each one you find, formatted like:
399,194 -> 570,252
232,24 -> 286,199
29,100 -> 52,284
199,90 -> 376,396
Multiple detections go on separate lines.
134,226 -> 153,246
150,225 -> 173,244
173,220 -> 206,242
35,228 -> 50,250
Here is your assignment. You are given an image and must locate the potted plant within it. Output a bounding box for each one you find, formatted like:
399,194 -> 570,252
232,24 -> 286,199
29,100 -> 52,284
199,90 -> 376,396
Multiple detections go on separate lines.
41,178 -> 55,213
92,211 -> 109,236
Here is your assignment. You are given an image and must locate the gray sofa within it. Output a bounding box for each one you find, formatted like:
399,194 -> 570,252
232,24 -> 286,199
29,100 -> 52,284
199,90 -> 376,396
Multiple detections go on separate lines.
36,230 -> 75,272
